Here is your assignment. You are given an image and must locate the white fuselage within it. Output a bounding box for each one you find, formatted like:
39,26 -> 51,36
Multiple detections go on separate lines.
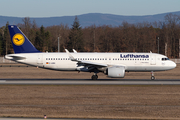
5,52 -> 176,72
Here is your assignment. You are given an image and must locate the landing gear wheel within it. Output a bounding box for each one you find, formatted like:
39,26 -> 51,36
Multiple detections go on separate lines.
151,76 -> 155,80
151,71 -> 155,80
95,75 -> 98,79
91,75 -> 98,80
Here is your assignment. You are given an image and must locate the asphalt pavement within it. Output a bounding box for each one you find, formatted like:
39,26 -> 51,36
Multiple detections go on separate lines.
0,78 -> 180,85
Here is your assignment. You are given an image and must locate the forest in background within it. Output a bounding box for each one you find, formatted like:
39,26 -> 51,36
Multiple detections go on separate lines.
0,13 -> 180,58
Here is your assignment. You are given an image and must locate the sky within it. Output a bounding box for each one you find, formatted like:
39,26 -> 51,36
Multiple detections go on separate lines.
0,0 -> 180,18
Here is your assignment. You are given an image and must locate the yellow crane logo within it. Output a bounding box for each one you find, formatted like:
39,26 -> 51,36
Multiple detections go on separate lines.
13,33 -> 25,46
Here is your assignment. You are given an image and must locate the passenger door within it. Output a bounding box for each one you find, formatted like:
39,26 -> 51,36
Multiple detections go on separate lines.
150,55 -> 156,65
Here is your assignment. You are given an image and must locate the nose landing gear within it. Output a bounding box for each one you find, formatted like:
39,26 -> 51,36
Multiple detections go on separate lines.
151,71 -> 155,80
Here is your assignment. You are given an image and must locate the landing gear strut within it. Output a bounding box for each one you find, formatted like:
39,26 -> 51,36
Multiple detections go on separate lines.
151,71 -> 155,80
91,73 -> 98,80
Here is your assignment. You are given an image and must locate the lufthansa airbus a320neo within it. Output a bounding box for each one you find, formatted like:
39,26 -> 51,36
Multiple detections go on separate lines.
5,25 -> 176,80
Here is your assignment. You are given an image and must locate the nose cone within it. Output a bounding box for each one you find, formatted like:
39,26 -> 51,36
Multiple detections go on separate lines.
170,61 -> 176,69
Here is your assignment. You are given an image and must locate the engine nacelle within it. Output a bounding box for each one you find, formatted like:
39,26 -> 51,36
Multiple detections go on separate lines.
106,66 -> 125,78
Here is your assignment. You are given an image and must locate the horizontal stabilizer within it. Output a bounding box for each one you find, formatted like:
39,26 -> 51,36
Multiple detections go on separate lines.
5,55 -> 26,60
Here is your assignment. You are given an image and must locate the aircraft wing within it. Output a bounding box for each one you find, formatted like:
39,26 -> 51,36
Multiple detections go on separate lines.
65,49 -> 107,70
78,60 -> 107,67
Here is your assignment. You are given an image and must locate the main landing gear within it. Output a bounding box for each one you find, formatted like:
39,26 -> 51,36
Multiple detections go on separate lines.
91,73 -> 98,80
91,69 -> 99,80
151,71 -> 155,80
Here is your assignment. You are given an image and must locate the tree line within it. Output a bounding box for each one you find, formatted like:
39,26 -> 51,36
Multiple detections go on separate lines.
0,14 -> 180,58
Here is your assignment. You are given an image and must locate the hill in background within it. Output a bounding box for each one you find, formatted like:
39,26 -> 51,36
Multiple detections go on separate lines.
0,11 -> 180,28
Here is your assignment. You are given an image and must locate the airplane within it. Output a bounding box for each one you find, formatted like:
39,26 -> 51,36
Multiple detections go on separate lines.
5,25 -> 176,80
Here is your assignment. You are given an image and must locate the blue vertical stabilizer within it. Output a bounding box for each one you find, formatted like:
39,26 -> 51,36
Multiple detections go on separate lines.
8,25 -> 41,53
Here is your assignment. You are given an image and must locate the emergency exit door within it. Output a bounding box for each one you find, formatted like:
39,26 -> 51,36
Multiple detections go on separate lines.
37,54 -> 43,67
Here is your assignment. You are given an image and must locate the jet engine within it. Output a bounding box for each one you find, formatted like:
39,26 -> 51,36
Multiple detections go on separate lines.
105,66 -> 125,78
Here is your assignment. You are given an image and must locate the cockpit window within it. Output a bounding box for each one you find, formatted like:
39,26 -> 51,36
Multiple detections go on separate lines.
162,58 -> 170,61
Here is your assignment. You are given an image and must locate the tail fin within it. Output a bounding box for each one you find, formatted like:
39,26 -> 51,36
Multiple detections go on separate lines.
8,25 -> 40,53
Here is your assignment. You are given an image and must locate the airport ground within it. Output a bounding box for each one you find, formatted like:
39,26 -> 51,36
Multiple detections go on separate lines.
0,64 -> 180,119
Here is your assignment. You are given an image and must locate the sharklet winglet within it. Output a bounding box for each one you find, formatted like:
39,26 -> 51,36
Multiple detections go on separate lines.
65,49 -> 77,61
73,49 -> 77,53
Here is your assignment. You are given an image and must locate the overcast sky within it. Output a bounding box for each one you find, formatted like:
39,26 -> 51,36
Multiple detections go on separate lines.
1,0 -> 180,17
